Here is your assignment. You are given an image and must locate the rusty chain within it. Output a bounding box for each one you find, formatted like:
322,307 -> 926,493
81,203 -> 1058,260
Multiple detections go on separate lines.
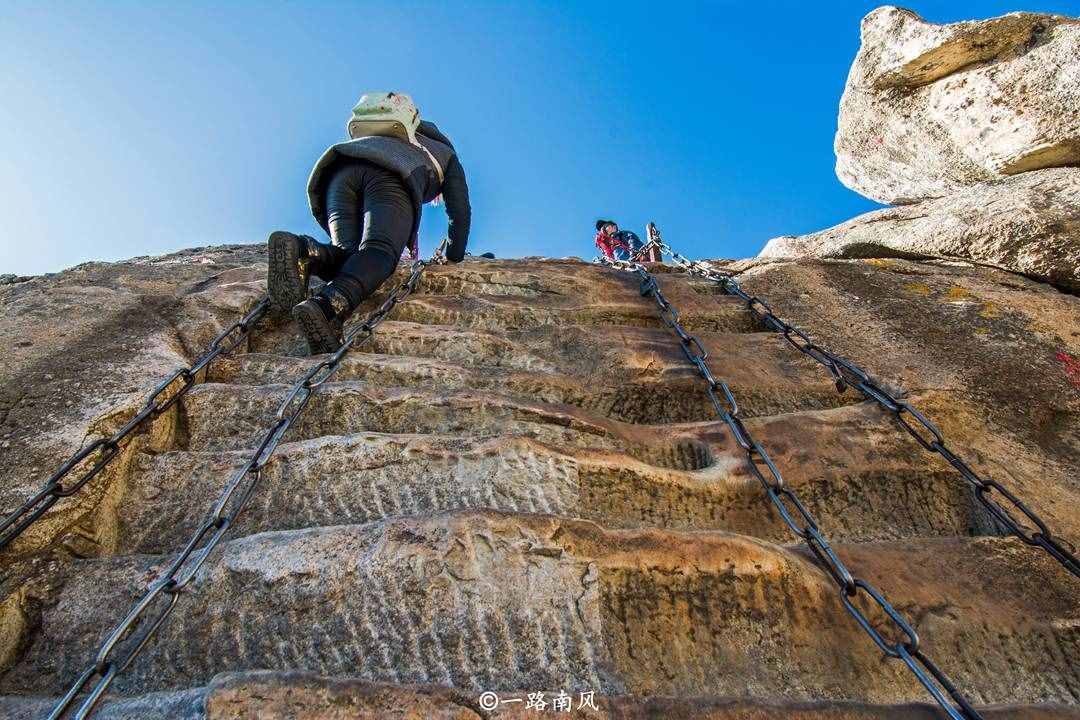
49,240 -> 448,720
596,251 -> 984,720
0,296 -> 271,554
641,227 -> 1079,580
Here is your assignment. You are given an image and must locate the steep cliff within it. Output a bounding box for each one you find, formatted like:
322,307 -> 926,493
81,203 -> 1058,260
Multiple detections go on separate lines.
0,246 -> 1078,718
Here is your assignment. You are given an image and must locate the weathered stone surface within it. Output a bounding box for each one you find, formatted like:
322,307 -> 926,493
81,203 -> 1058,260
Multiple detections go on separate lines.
728,257 -> 1080,484
759,167 -> 1080,291
2,245 -> 1079,718
3,511 -> 1078,704
0,245 -> 268,557
112,397 -> 986,557
7,671 -> 1078,719
216,324 -> 850,423
835,6 -> 1080,204
0,687 -> 204,720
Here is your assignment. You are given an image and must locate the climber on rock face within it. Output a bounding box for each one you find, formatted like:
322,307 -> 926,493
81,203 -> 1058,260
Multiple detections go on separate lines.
267,92 -> 471,354
594,219 -> 643,261
594,220 -> 628,261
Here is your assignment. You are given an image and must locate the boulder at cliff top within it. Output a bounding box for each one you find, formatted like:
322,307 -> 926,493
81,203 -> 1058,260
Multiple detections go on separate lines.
835,6 -> 1080,204
760,167 -> 1080,292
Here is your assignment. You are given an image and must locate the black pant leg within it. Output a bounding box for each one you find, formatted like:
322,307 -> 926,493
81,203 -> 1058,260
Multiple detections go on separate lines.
310,243 -> 352,281
325,163 -> 367,254
323,162 -> 414,308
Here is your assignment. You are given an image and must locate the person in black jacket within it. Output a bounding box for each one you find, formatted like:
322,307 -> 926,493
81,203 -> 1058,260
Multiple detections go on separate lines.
268,108 -> 471,354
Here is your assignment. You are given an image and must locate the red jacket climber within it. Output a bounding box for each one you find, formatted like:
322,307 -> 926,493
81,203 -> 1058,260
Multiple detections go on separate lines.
595,219 -> 631,260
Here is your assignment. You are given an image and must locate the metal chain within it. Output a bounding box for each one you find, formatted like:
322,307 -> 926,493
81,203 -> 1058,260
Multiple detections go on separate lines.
0,296 -> 271,553
596,251 -> 984,720
642,228 -> 1079,580
627,222 -> 663,263
48,240 -> 448,720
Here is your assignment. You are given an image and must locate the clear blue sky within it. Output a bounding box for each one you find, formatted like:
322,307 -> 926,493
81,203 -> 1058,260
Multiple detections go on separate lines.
2,1 -> 1078,275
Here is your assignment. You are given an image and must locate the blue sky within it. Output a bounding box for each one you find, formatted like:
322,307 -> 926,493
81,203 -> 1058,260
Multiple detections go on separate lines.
2,0 -> 1078,275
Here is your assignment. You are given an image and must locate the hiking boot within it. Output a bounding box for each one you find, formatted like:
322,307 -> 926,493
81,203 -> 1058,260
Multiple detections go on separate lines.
268,231 -> 341,315
291,285 -> 351,355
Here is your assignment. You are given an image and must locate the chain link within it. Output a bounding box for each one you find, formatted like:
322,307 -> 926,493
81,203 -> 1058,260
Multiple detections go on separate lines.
642,229 -> 1080,580
0,296 -> 271,553
596,250 -> 984,720
48,240 -> 448,720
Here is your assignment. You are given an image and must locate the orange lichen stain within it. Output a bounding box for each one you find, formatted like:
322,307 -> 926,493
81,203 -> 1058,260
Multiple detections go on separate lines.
906,282 -> 933,296
973,327 -> 991,335
946,286 -> 976,301
1025,320 -> 1058,336
865,258 -> 900,270
978,302 -> 1001,319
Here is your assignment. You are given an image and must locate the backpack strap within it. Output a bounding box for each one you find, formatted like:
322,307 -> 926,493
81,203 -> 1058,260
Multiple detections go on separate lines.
414,137 -> 445,184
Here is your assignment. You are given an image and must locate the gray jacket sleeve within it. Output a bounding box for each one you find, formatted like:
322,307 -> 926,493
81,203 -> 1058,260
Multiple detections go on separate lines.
418,120 -> 454,149
441,156 -> 471,262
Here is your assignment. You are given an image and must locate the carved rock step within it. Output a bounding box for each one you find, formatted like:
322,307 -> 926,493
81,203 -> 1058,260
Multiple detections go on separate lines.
179,380 -> 707,461
384,293 -> 756,334
178,380 -> 618,454
379,257 -> 692,302
3,512 -> 1076,705
248,259 -> 758,355
410,258 -> 726,303
374,258 -> 756,334
350,321 -> 812,379
4,671 -> 1078,720
409,260 -> 593,298
211,337 -> 851,424
117,400 -> 994,555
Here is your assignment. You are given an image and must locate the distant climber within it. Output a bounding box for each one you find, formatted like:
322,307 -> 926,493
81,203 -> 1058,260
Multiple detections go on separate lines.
594,219 -> 643,261
594,219 -> 628,260
267,92 -> 471,354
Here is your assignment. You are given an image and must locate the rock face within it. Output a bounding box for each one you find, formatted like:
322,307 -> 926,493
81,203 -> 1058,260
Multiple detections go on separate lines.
0,245 -> 270,559
1,245 -> 1079,718
760,167 -> 1080,291
766,6 -> 1080,291
835,6 -> 1080,204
